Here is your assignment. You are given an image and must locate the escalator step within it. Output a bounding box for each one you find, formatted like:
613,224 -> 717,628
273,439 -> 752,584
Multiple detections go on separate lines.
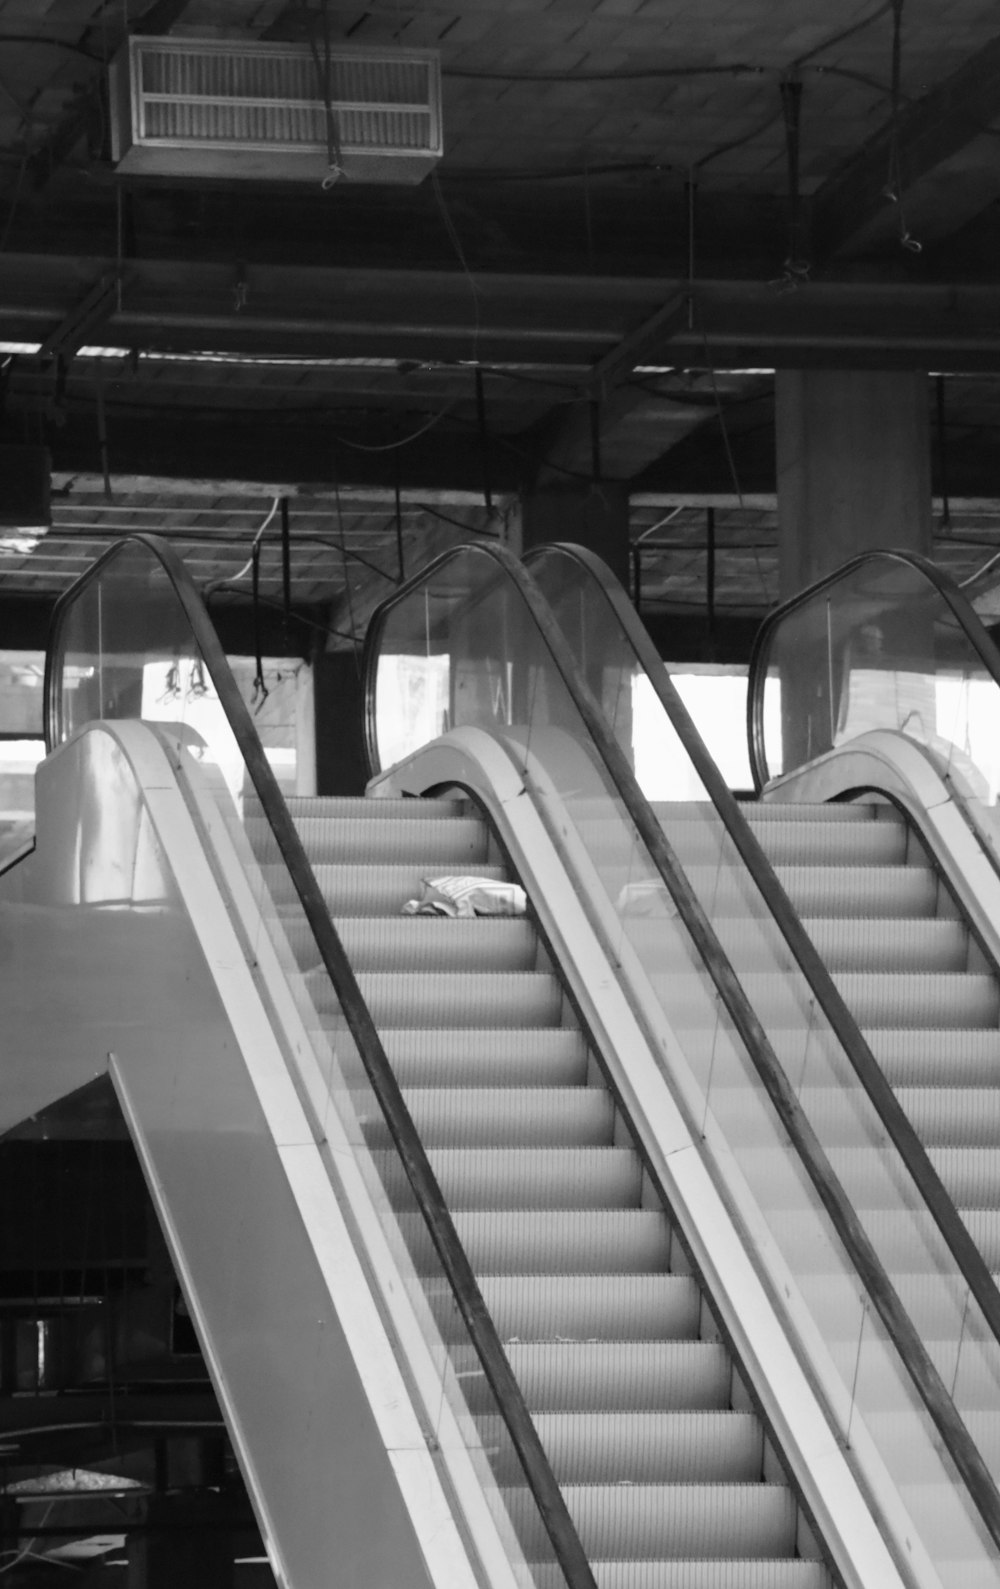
580,1563 -> 831,1589
661,818 -> 909,868
286,813 -> 491,864
476,1272 -> 702,1343
398,1208 -> 672,1274
487,1340 -> 733,1411
381,1028 -> 590,1088
320,917 -> 541,973
487,1409 -> 763,1483
279,795 -> 470,822
866,1028 -> 1000,1087
895,1087 -> 1000,1145
625,916 -> 968,974
507,1481 -> 797,1560
652,970 -> 997,1029
684,864 -> 938,918
276,862 -> 509,914
386,1086 -> 615,1148
310,969 -> 564,1027
379,1146 -> 642,1210
926,1147 -> 1000,1206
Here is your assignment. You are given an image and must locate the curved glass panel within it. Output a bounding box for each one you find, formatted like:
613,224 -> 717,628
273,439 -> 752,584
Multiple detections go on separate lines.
750,552 -> 1000,818
367,540 -> 1000,1587
46,534 -> 574,1589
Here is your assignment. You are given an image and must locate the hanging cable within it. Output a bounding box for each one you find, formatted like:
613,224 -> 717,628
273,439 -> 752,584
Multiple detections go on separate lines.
779,77 -> 810,284
474,366 -> 494,515
936,375 -> 951,532
280,496 -> 292,642
202,494 -> 281,597
685,169 -> 697,331
886,0 -> 921,252
393,444 -> 405,583
706,505 -> 717,657
589,397 -> 602,482
332,461 -> 362,666
309,0 -> 343,189
251,536 -> 268,706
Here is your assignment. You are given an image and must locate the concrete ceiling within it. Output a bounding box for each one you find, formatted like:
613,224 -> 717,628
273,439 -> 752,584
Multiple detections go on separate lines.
2,0 -> 1000,638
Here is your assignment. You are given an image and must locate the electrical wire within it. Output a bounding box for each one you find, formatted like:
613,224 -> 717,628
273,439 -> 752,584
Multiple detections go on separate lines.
430,169 -> 482,363
201,494 -> 280,595
331,400 -> 457,451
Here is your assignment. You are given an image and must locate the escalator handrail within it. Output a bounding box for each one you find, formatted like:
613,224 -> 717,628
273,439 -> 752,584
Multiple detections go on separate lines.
524,540 -> 1000,1365
363,538 -> 1000,1553
43,531 -> 602,1589
746,546 -> 1000,791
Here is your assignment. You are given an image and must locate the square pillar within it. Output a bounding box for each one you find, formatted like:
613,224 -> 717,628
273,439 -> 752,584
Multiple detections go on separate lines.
516,481 -> 631,588
776,369 -> 932,598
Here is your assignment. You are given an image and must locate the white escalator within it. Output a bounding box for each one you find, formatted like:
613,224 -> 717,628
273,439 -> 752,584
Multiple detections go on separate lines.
250,792 -> 830,1588
707,795 -> 1000,1433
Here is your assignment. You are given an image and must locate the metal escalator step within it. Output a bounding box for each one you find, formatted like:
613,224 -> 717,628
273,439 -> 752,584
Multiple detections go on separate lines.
661,818 -> 909,868
398,1209 -> 671,1274
743,802 -> 890,826
309,970 -> 564,1027
753,1143 -> 1000,1216
651,799 -> 881,823
413,1147 -> 642,1210
794,971 -> 995,1028
795,917 -> 968,973
314,917 -> 541,973
683,865 -> 937,918
381,1028 -> 590,1088
865,1029 -> 1000,1087
275,862 -> 509,915
654,970 -> 997,1029
507,1481 -> 797,1560
895,1087 -> 1000,1146
626,916 -> 967,974
955,1208 -> 1000,1267
476,1273 -> 701,1343
769,1269 -> 986,1341
256,812 -> 491,865
279,796 -> 469,821
492,1340 -> 733,1411
585,1563 -> 832,1589
387,1087 -> 615,1148
926,1147 -> 1000,1206
486,1410 -> 763,1483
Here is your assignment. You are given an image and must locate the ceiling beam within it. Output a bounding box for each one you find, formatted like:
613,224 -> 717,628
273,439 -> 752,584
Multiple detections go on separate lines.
811,32 -> 1000,258
531,290 -> 702,486
9,258 -> 1000,370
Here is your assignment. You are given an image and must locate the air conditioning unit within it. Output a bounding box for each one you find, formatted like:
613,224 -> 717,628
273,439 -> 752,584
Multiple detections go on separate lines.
109,36 -> 442,184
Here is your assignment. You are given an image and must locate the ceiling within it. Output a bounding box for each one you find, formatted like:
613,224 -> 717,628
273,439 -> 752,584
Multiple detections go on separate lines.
3,0 -> 1000,649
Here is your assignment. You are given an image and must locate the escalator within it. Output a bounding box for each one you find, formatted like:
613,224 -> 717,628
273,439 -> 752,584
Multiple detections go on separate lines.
8,531 -> 1000,1587
516,539 -> 1000,1540
252,791 -> 825,1581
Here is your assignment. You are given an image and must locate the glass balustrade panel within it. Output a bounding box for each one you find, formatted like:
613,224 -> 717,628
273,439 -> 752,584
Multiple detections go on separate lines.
48,535 -> 548,1589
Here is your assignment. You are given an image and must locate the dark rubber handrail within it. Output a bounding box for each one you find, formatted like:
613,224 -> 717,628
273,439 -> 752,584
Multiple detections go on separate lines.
524,539 -> 1000,1361
363,538 -> 1000,1555
44,532 -> 602,1589
747,547 -> 1000,792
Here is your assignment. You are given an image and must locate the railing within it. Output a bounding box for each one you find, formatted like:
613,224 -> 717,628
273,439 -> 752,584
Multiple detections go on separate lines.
44,533 -> 600,1589
364,537 -> 1000,1584
747,548 -> 1000,805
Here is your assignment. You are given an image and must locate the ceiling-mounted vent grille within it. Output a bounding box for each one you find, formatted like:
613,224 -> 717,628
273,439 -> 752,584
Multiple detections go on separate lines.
109,36 -> 442,184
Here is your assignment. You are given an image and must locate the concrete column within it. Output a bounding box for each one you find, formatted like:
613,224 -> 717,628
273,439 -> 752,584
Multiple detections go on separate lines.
516,481 -> 631,588
776,369 -> 931,598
